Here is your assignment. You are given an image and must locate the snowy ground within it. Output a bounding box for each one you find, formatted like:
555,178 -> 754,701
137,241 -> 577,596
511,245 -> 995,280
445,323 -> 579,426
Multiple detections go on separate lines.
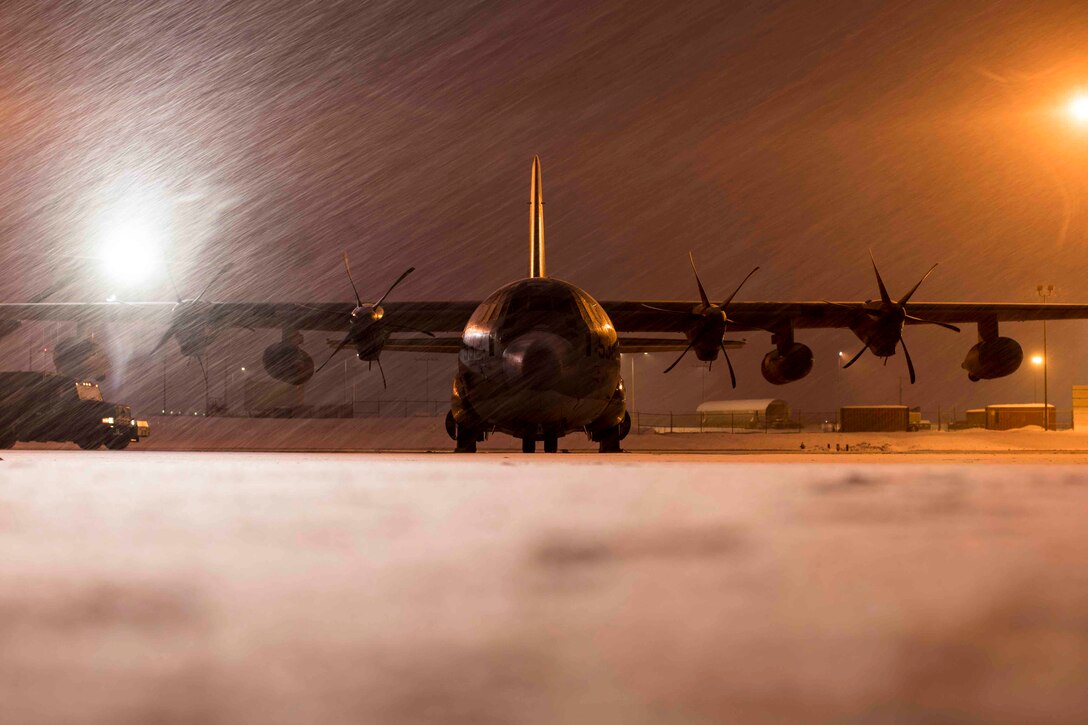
2,451 -> 1088,723
46,414 -> 1088,460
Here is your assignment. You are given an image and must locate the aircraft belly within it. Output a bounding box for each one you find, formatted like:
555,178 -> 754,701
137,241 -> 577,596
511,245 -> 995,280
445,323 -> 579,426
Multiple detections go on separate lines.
456,358 -> 618,436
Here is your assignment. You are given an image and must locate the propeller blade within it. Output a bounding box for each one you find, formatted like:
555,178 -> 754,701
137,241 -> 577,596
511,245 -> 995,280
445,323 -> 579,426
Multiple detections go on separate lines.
900,337 -> 917,384
375,267 -> 416,308
868,249 -> 892,306
194,263 -> 233,302
720,266 -> 760,309
315,332 -> 352,375
150,326 -> 176,354
720,342 -> 737,389
904,314 -> 960,333
897,263 -> 938,306
376,358 -> 388,389
342,251 -> 362,307
688,252 -> 711,309
842,342 -> 869,369
664,339 -> 696,373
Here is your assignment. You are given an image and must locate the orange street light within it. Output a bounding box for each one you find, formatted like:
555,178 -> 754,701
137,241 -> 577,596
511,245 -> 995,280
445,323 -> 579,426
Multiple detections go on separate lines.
1068,93 -> 1088,124
1031,354 -> 1044,366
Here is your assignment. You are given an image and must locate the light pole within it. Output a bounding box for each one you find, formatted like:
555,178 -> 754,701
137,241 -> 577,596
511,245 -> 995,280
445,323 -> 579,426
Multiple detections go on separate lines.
1038,285 -> 1054,430
227,366 -> 246,414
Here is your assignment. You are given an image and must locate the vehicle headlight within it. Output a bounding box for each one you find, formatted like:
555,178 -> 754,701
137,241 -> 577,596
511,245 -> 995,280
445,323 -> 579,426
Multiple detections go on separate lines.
101,417 -> 114,424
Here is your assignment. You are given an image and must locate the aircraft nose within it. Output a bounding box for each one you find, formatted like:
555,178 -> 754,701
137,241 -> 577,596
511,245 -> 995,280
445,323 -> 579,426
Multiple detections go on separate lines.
503,333 -> 564,390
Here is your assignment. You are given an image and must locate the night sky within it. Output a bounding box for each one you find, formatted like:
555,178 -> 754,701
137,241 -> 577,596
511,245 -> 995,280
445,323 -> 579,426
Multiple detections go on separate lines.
2,0 -> 1088,418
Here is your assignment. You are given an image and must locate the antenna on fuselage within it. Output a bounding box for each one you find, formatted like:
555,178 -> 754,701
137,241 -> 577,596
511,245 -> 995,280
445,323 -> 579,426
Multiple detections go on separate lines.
528,155 -> 546,278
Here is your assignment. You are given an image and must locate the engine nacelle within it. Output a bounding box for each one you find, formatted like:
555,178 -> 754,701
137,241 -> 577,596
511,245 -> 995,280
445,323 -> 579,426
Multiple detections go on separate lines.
53,337 -> 110,382
962,337 -> 1022,381
761,343 -> 814,385
262,342 -> 315,385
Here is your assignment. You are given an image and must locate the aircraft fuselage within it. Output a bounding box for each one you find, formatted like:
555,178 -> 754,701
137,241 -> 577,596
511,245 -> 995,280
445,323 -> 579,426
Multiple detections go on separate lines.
451,278 -> 625,443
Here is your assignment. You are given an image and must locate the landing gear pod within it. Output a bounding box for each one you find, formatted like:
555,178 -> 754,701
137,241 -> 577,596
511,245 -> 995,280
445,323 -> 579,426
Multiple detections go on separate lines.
761,343 -> 814,385
962,337 -> 1023,381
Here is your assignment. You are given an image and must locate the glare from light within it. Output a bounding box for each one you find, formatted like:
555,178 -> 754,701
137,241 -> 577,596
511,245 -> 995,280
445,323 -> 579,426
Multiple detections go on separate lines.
100,217 -> 163,284
1068,94 -> 1088,124
1070,95 -> 1088,122
1031,355 -> 1044,366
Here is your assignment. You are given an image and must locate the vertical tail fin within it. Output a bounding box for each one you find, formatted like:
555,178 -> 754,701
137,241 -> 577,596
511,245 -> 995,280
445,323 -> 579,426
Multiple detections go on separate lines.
528,155 -> 546,278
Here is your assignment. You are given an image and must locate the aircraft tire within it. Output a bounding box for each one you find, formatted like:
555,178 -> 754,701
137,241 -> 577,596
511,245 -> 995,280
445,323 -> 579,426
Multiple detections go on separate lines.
455,427 -> 478,453
543,435 -> 558,453
522,437 -> 536,454
598,427 -> 623,453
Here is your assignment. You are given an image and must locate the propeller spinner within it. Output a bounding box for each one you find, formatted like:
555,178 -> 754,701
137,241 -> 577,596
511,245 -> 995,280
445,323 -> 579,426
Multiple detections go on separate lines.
645,252 -> 758,389
314,251 -> 431,385
839,251 -> 960,384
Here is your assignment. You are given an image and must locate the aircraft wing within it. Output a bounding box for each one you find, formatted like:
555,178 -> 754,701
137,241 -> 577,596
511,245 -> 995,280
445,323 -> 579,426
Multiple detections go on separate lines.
382,337 -> 463,353
6,299 -> 1088,339
0,301 -> 480,333
0,302 -> 178,327
618,336 -> 745,353
602,301 -> 1088,333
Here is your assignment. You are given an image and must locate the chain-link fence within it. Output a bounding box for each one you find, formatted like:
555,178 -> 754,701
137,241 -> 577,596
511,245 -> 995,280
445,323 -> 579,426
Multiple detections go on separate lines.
630,409 -> 1077,434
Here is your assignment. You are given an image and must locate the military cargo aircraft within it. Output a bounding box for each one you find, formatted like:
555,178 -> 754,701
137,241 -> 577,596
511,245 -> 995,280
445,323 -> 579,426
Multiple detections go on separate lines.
3,156 -> 1088,452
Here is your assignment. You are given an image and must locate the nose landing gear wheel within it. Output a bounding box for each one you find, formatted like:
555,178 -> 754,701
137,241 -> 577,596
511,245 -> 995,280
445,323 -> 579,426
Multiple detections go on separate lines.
455,428 -> 478,453
543,435 -> 558,453
521,437 -> 536,453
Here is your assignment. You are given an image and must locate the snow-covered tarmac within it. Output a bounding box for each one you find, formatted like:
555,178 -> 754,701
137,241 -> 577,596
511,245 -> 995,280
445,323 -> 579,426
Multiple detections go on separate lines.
2,450 -> 1088,723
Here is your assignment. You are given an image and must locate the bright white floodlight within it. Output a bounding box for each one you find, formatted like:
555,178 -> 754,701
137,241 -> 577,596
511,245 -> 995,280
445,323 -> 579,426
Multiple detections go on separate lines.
100,217 -> 163,284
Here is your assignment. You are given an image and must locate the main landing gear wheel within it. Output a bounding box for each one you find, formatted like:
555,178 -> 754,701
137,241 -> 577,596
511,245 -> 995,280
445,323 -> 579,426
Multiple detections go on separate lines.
598,433 -> 622,453
543,435 -> 558,454
521,437 -> 536,454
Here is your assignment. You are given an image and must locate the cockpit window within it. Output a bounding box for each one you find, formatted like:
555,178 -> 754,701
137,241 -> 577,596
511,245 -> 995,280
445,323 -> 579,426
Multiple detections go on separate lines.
498,285 -> 584,342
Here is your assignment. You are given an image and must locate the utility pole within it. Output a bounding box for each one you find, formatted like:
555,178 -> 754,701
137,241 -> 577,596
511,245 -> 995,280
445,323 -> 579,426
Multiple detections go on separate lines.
1038,284 -> 1054,430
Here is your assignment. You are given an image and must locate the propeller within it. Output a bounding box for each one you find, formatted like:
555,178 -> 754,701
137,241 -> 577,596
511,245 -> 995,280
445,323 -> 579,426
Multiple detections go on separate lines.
648,252 -> 758,388
151,263 -> 233,355
313,252 -> 427,384
841,251 -> 960,384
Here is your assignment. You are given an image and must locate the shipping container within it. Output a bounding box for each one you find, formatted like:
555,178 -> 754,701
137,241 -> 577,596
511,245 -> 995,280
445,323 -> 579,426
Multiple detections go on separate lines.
1073,386 -> 1088,430
965,409 -> 986,428
839,405 -> 909,432
985,404 -> 1055,430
